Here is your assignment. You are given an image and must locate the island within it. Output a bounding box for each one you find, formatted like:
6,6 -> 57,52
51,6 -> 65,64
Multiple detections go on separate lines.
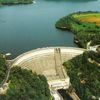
56,11 -> 100,48
0,54 -> 51,100
0,0 -> 33,5
63,49 -> 100,100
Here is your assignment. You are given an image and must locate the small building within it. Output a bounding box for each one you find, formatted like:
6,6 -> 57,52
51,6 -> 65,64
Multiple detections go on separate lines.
48,78 -> 70,90
89,45 -> 100,52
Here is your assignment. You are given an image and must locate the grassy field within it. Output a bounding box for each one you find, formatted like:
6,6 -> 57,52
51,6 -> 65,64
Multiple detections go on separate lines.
73,13 -> 100,25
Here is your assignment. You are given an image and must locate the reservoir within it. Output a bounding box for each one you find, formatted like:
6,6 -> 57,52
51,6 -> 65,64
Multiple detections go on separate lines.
0,0 -> 100,58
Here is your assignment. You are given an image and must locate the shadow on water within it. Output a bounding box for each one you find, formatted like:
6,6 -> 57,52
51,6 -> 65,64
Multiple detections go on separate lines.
58,89 -> 73,100
44,0 -> 97,2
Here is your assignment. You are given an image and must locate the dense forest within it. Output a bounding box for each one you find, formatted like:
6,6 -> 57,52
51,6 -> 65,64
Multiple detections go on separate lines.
0,54 -> 51,100
0,53 -> 7,84
56,11 -> 100,48
0,0 -> 33,5
63,50 -> 100,100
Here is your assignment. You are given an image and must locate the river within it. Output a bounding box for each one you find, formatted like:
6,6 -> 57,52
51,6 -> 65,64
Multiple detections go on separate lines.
0,0 -> 100,58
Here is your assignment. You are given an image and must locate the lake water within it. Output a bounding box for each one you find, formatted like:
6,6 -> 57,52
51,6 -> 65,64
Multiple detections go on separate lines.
0,0 -> 100,58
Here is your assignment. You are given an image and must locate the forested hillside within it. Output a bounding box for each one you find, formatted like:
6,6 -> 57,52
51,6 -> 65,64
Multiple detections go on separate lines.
63,50 -> 100,100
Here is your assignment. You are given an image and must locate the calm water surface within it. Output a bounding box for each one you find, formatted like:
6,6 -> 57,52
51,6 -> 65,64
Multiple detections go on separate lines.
0,0 -> 100,58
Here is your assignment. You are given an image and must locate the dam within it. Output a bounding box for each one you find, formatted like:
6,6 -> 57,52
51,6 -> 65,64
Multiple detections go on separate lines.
11,47 -> 85,100
12,47 -> 85,79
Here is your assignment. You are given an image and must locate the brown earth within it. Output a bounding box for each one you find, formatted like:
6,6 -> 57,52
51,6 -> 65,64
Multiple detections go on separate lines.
79,16 -> 100,25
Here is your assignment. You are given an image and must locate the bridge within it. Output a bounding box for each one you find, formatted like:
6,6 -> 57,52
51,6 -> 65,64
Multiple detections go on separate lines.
11,47 -> 85,100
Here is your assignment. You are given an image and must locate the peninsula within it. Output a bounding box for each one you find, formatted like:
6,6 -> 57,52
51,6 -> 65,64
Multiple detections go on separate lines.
56,11 -> 100,48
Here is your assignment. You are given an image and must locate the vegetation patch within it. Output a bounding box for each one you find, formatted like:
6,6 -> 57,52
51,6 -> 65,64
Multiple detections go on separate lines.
0,53 -> 8,85
63,51 -> 100,100
0,0 -> 33,5
0,65 -> 51,100
55,11 -> 100,48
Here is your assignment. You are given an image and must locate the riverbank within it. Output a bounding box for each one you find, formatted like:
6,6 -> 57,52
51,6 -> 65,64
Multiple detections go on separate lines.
0,0 -> 33,5
56,11 -> 100,48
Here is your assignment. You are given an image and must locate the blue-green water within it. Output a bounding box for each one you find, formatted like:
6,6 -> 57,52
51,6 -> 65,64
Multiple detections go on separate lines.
0,0 -> 100,58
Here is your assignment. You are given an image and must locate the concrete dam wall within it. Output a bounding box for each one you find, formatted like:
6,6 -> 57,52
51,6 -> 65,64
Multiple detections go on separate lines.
12,47 -> 85,79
